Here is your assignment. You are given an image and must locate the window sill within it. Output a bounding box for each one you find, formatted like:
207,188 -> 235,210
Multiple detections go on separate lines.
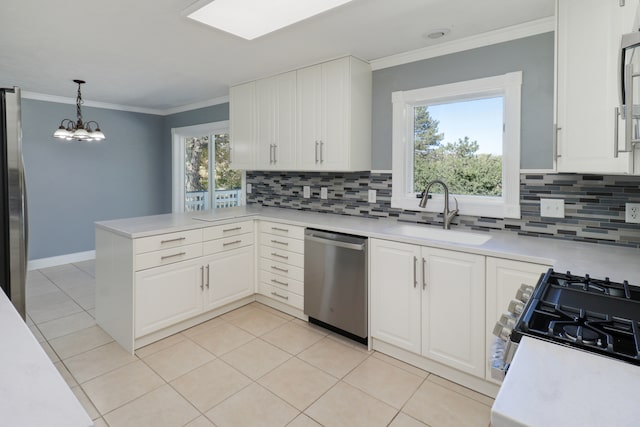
391,194 -> 521,219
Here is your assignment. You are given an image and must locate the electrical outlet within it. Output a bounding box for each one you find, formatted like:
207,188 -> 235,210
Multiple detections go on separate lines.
368,189 -> 377,203
540,198 -> 564,218
626,203 -> 640,223
303,186 -> 310,199
320,187 -> 328,200
246,183 -> 252,194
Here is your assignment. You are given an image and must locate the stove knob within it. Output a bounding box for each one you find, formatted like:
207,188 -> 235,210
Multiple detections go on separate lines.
492,321 -> 513,341
516,284 -> 534,303
508,299 -> 525,316
492,313 -> 517,341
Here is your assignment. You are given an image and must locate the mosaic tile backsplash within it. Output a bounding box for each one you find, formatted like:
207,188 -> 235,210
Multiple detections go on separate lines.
246,172 -> 640,248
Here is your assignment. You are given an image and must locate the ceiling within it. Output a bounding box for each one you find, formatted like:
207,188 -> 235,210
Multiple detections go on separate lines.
0,0 -> 554,113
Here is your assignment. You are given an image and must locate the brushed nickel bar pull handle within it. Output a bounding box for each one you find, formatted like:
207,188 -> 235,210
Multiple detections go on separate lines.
553,124 -> 561,159
413,256 -> 417,288
271,252 -> 288,259
223,227 -> 242,233
625,63 -> 634,153
161,252 -> 186,260
160,237 -> 186,244
271,291 -> 289,300
271,239 -> 288,246
271,265 -> 288,273
206,265 -> 210,289
319,140 -> 324,163
271,227 -> 289,232
200,266 -> 204,290
273,144 -> 277,163
422,257 -> 427,290
223,240 -> 242,246
271,278 -> 288,286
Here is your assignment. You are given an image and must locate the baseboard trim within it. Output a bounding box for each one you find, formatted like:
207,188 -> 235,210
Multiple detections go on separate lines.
28,250 -> 96,271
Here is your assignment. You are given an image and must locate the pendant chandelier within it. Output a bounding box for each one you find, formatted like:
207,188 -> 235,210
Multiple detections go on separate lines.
53,80 -> 105,142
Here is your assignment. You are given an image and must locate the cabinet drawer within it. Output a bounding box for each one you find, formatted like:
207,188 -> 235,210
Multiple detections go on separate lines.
203,233 -> 254,255
259,233 -> 304,254
259,258 -> 304,282
135,243 -> 203,271
259,270 -> 304,295
259,282 -> 303,310
203,221 -> 254,241
259,245 -> 304,268
135,229 -> 202,254
259,221 -> 305,240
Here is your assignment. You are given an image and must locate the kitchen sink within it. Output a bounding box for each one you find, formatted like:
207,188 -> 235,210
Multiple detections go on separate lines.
383,224 -> 492,245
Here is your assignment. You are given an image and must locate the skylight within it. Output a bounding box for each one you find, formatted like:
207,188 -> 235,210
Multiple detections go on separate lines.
185,0 -> 354,40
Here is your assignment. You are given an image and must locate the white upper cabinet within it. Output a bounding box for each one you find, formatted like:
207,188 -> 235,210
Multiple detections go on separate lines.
230,56 -> 372,171
556,0 -> 639,173
229,81 -> 256,170
256,71 -> 297,169
296,57 -> 372,171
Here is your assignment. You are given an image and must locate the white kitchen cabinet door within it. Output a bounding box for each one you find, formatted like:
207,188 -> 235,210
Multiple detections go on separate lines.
556,0 -> 638,173
296,63 -> 323,170
297,56 -> 371,171
319,57 -> 350,170
421,248 -> 485,377
134,259 -> 203,338
485,257 -> 549,383
256,71 -> 297,170
203,245 -> 254,311
229,81 -> 256,170
370,239 -> 422,354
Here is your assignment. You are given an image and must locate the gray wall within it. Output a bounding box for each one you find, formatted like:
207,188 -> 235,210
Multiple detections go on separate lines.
22,99 -> 165,259
372,32 -> 554,170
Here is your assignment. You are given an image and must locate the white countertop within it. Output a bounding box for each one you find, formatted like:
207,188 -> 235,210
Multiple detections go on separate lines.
491,336 -> 640,427
0,291 -> 93,427
96,206 -> 640,283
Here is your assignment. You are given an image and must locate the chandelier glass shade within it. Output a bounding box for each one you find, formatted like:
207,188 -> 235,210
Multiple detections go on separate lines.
53,80 -> 105,142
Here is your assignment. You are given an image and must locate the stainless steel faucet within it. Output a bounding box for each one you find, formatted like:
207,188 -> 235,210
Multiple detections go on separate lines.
418,180 -> 459,230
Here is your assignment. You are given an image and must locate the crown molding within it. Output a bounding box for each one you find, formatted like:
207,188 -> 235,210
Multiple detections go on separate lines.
160,95 -> 229,116
370,17 -> 554,71
21,92 -> 230,116
21,91 -> 164,115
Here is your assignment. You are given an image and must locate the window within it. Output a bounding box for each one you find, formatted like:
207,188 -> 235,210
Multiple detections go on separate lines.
391,72 -> 522,218
172,122 -> 244,212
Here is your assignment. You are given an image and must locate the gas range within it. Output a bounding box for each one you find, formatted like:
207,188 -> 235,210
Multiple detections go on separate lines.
491,269 -> 640,379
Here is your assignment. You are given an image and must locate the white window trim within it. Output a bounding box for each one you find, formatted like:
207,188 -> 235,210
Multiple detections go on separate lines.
391,71 -> 522,219
172,121 -> 245,213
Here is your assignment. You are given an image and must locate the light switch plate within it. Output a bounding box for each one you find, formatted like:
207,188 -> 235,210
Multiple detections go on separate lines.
368,189 -> 377,203
320,187 -> 328,200
246,183 -> 252,194
540,198 -> 564,218
625,203 -> 640,223
303,186 -> 310,199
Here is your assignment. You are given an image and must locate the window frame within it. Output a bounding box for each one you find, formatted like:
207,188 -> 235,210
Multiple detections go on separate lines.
391,71 -> 522,219
171,121 -> 246,213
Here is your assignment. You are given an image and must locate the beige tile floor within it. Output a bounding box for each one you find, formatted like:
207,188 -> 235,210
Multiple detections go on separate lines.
26,261 -> 494,427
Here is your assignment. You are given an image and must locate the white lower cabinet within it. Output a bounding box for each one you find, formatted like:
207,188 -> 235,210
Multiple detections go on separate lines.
257,221 -> 305,310
370,238 -> 485,377
203,246 -> 254,311
134,245 -> 254,339
135,259 -> 203,338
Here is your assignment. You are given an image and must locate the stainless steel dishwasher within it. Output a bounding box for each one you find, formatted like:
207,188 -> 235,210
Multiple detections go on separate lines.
304,228 -> 367,343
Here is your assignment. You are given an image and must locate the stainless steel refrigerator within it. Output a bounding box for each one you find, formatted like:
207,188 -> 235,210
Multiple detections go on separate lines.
0,87 -> 27,319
